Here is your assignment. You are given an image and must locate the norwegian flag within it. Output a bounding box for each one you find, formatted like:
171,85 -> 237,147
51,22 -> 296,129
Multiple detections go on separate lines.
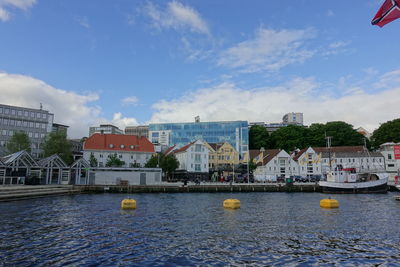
372,0 -> 400,27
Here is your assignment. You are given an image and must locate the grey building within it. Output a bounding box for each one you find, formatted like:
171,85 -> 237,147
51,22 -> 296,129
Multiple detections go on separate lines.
0,103 -> 54,158
282,112 -> 303,125
125,125 -> 149,138
89,124 -> 123,136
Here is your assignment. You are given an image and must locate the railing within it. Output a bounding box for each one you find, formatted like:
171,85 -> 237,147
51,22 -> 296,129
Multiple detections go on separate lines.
0,176 -> 25,186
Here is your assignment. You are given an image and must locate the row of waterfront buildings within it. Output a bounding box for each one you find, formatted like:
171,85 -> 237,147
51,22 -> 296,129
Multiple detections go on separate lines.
1,103 -> 399,184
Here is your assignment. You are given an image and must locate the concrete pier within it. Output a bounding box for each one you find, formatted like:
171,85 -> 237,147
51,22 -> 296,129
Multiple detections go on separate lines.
75,183 -> 322,194
0,185 -> 80,202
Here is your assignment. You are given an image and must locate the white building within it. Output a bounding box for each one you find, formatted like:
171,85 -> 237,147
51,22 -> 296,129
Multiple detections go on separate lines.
87,168 -> 162,185
83,134 -> 155,168
379,142 -> 400,182
252,149 -> 298,182
166,140 -> 209,180
294,146 -> 385,178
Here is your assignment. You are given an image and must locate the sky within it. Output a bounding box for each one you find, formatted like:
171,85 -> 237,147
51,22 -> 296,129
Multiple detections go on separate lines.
1,0 -> 400,138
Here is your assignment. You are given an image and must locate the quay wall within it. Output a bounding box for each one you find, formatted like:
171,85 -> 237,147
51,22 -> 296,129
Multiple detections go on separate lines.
74,184 -> 322,193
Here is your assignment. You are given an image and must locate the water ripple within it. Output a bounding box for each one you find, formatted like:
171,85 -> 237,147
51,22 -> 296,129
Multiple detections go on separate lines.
1,192 -> 400,266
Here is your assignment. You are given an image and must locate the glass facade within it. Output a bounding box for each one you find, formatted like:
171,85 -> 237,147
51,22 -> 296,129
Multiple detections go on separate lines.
149,121 -> 249,156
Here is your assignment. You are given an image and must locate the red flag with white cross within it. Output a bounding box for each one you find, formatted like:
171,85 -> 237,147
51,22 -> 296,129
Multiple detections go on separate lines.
372,0 -> 400,27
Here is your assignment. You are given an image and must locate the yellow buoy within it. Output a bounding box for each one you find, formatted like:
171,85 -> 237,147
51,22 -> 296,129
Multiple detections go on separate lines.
320,198 -> 339,209
223,199 -> 240,209
121,198 -> 136,209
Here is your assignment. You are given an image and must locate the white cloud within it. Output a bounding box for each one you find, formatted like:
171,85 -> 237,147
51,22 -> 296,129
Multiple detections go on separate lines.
149,72 -> 400,132
218,27 -> 315,72
75,16 -> 90,29
0,72 -> 139,138
0,0 -> 36,22
374,69 -> 400,89
326,10 -> 335,17
142,1 -> 209,35
121,96 -> 139,106
107,113 -> 138,129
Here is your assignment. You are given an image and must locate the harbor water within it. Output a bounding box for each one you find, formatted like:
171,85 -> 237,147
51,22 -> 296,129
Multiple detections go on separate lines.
1,192 -> 400,266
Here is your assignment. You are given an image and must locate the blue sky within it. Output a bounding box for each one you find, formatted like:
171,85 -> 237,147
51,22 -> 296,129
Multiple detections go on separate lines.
1,0 -> 400,138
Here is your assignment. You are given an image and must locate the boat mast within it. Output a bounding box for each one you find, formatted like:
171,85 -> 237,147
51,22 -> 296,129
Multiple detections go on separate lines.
326,136 -> 332,171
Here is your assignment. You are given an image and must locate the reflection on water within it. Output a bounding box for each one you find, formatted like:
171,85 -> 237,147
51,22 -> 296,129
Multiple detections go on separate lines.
1,193 -> 400,266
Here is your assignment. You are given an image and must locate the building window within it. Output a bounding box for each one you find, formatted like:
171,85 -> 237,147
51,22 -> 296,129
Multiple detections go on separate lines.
120,144 -> 125,149
30,112 -> 34,117
24,111 -> 28,117
4,108 -> 9,114
195,164 -> 201,171
42,113 -> 47,119
388,154 -> 392,160
109,144 -> 114,148
388,164 -> 395,167
119,154 -> 122,159
18,110 -> 22,116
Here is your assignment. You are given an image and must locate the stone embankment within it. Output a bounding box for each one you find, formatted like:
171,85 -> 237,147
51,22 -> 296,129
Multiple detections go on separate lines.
75,183 -> 322,194
0,185 -> 80,202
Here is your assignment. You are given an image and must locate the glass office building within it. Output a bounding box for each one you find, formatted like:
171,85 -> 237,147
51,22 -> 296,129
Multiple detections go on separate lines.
148,121 -> 249,157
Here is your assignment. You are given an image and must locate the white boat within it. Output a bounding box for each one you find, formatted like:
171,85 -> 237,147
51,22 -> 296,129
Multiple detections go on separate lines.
319,168 -> 388,194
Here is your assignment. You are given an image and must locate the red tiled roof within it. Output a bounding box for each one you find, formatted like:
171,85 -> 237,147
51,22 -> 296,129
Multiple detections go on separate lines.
173,141 -> 196,154
293,146 -> 365,161
83,133 -> 154,153
164,145 -> 177,155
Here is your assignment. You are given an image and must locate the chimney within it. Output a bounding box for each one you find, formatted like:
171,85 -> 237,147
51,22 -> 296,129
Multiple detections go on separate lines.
195,116 -> 200,123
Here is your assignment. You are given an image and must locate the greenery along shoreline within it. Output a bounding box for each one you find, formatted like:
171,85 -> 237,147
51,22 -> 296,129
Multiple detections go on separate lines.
249,118 -> 400,152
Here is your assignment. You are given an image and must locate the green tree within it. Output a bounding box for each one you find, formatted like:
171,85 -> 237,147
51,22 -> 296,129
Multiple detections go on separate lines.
42,131 -> 73,164
323,121 -> 365,147
145,153 -> 161,168
160,154 -> 179,180
371,118 -> 400,149
248,159 -> 257,173
105,153 -> 125,167
6,131 -> 31,154
307,123 -> 327,147
89,152 -> 98,167
270,125 -> 310,152
146,153 -> 179,179
249,125 -> 270,149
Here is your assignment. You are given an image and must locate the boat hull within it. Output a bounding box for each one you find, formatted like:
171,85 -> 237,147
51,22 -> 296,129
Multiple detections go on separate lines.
319,178 -> 388,194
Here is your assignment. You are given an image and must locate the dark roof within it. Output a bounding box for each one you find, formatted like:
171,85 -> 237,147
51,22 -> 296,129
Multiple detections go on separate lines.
293,146 -> 365,161
208,143 -> 224,152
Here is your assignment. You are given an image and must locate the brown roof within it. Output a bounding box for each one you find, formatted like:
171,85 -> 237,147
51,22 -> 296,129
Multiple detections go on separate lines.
293,146 -> 365,161
260,149 -> 281,165
249,149 -> 262,160
208,143 -> 224,152
84,133 -> 154,153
